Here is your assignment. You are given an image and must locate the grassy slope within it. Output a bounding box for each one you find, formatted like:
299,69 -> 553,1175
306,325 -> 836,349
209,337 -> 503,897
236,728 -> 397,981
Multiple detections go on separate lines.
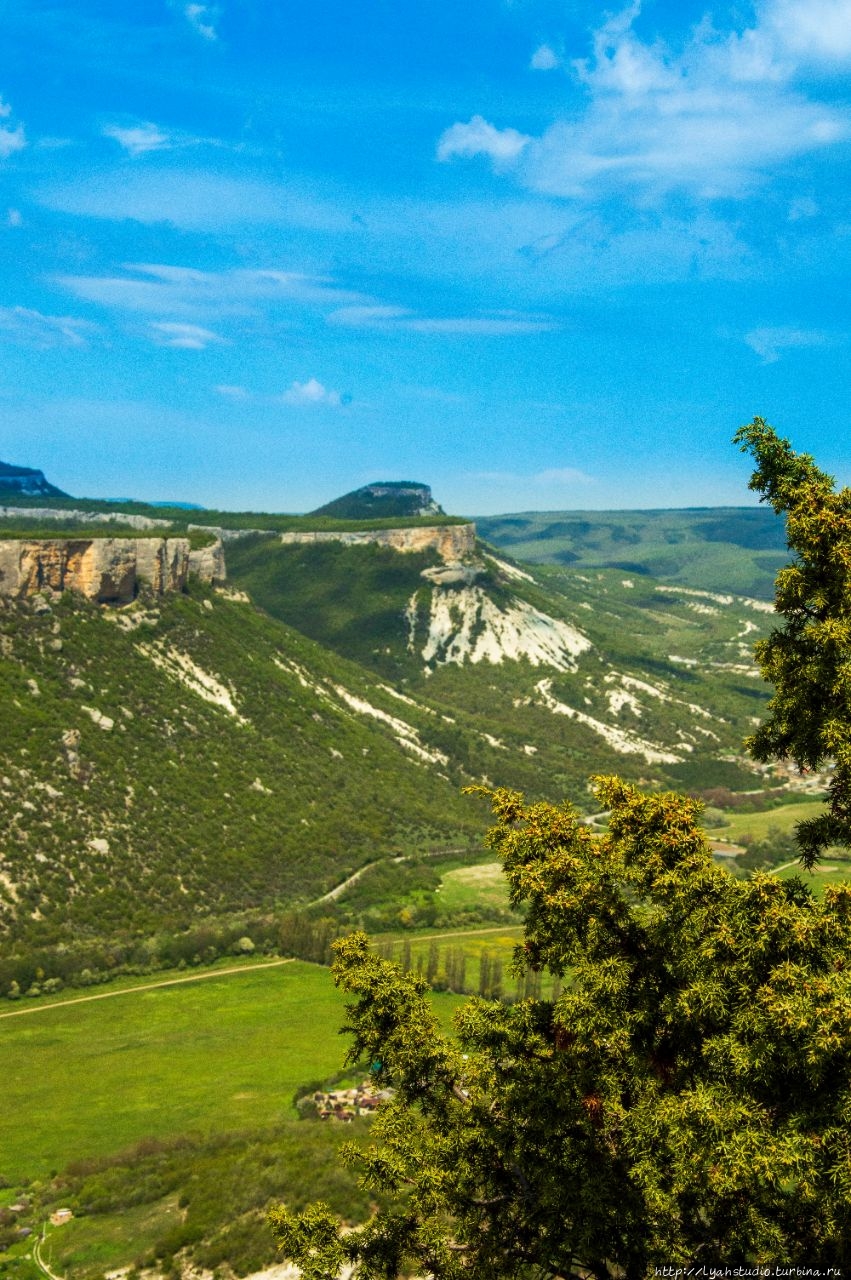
473,507 -> 788,599
0,959 -> 462,1184
0,583 -> 480,948
226,538 -> 776,803
2,533 -> 785,951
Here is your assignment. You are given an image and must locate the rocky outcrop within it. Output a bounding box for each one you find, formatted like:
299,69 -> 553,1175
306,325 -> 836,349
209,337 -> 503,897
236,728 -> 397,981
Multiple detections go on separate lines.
188,538 -> 227,584
0,536 -> 225,603
0,505 -> 172,530
278,523 -> 476,563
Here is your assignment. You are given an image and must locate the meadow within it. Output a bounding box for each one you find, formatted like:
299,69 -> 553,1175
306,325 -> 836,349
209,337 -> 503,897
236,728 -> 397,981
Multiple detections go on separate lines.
712,797 -> 832,843
2,961 -> 347,1182
0,954 -> 469,1186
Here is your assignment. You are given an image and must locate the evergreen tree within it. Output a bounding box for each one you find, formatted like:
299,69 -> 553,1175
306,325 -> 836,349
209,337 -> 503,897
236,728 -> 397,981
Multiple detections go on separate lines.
735,415 -> 851,865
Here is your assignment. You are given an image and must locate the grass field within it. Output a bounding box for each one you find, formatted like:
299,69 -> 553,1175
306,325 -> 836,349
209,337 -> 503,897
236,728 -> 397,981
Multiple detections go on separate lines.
713,798 -> 831,843
437,863 -> 510,913
774,862 -> 851,895
1,957 -> 466,1185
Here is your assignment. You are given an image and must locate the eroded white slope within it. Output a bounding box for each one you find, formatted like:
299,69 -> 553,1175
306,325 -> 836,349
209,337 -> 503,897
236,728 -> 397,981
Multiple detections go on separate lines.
536,678 -> 683,764
411,586 -> 591,672
138,643 -> 247,723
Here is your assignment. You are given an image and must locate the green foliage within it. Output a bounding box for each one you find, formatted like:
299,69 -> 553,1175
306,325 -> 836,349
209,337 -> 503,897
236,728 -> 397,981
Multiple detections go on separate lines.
475,507 -> 788,599
735,416 -> 851,865
270,781 -> 851,1275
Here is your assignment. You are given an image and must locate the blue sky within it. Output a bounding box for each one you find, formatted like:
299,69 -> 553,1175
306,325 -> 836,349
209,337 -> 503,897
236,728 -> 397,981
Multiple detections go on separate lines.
0,0 -> 849,513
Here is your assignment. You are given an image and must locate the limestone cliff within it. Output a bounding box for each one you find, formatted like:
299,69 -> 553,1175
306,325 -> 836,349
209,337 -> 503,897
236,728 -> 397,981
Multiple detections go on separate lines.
0,505 -> 171,530
0,536 -> 225,603
278,522 -> 476,563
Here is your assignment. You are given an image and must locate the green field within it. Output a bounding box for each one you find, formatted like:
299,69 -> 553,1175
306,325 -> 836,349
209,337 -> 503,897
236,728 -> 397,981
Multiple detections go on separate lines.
774,863 -> 851,895
0,957 -> 466,1185
1,963 -> 342,1182
713,798 -> 830,843
437,862 -> 510,913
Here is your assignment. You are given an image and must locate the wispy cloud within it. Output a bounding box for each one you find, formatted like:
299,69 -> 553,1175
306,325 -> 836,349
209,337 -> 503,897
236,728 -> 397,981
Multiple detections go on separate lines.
0,96 -> 25,159
214,383 -> 249,398
102,122 -> 173,156
150,321 -> 225,349
185,3 -> 217,40
765,0 -> 851,62
328,305 -> 555,335
58,263 -> 365,318
439,3 -> 850,202
0,306 -> 95,348
744,326 -> 830,363
282,378 -> 343,407
437,115 -> 531,167
476,466 -> 593,486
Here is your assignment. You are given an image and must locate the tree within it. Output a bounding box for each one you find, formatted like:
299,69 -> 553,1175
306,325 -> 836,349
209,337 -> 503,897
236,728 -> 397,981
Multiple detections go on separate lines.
269,421 -> 851,1275
735,416 -> 851,865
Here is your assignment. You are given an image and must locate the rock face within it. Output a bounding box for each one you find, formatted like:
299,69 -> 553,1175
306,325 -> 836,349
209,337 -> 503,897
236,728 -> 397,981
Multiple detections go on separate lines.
0,462 -> 68,498
278,523 -> 476,563
0,505 -> 171,530
0,536 -> 225,603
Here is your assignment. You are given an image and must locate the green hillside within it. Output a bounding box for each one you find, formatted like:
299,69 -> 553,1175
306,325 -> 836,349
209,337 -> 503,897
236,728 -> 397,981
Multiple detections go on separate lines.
225,536 -> 780,800
2,526 -> 797,959
473,507 -> 788,599
0,582 -> 480,951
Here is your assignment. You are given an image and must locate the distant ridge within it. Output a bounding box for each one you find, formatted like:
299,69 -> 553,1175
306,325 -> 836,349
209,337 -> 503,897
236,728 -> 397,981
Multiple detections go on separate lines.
311,481 -> 443,520
0,460 -> 68,499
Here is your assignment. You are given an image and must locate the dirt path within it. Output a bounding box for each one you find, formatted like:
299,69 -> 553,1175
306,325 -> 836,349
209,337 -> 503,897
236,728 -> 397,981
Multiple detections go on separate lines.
0,957 -> 295,1021
389,924 -> 521,945
33,1232 -> 63,1280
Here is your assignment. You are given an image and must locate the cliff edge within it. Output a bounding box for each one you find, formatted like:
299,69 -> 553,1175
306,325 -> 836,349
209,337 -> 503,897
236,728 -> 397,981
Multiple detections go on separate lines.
0,536 -> 225,603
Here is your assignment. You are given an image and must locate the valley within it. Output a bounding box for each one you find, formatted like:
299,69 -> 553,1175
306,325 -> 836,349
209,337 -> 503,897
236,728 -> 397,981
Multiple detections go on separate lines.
1,477 -> 844,1280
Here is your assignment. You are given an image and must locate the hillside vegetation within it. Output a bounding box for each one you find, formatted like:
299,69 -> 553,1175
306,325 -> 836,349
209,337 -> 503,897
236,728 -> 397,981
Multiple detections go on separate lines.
474,507 -> 788,599
1,512 -> 797,959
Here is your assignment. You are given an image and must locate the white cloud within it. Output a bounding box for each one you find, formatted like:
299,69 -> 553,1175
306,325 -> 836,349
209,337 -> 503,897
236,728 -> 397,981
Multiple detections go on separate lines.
215,383 -> 249,398
530,44 -> 560,71
6,208 -> 22,228
439,5 -> 850,201
58,263 -> 366,318
744,326 -> 830,362
788,196 -> 819,220
282,378 -> 342,407
103,122 -> 172,156
328,305 -> 555,335
0,306 -> 95,348
185,3 -> 217,40
437,115 -> 532,166
150,321 -> 224,349
764,0 -> 851,62
533,467 -> 593,485
475,466 -> 594,487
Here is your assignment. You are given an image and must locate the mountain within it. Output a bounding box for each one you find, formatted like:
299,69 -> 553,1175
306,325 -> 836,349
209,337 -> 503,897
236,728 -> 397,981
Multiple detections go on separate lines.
0,505 -> 795,958
311,481 -> 443,520
473,507 -> 788,600
0,461 -> 69,499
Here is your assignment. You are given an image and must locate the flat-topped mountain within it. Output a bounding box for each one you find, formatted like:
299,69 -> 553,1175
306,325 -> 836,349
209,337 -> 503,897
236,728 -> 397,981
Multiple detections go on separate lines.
311,481 -> 443,520
0,461 -> 68,499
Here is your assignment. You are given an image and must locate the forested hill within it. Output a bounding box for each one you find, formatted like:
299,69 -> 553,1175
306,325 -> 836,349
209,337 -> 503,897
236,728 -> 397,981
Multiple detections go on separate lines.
473,506 -> 788,599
